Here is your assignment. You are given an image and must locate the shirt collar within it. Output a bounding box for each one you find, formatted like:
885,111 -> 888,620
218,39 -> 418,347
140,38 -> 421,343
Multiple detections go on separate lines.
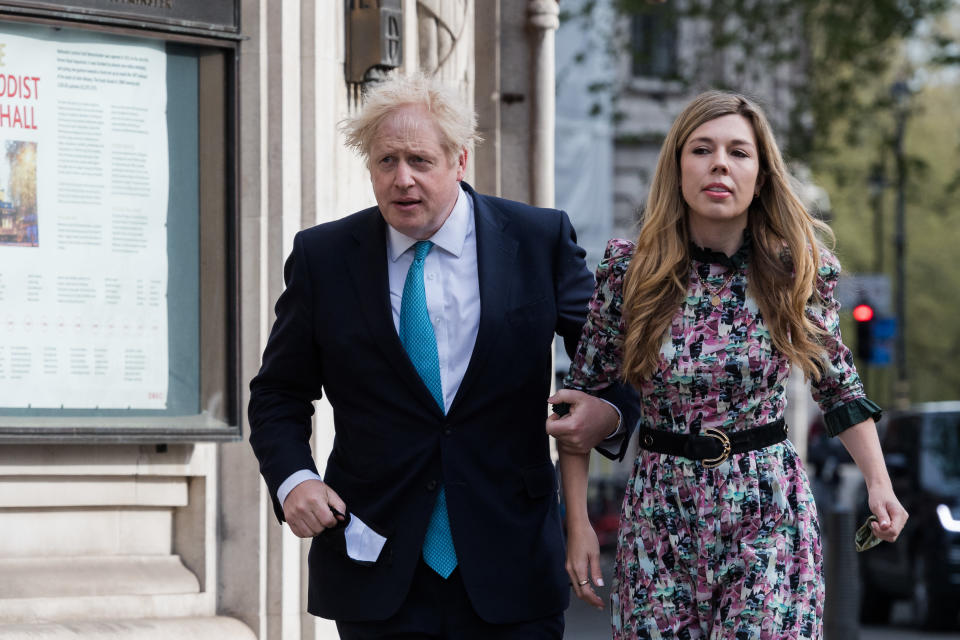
388,184 -> 472,262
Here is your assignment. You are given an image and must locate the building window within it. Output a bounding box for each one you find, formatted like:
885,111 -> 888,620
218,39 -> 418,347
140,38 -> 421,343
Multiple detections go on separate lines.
630,8 -> 678,79
0,18 -> 239,442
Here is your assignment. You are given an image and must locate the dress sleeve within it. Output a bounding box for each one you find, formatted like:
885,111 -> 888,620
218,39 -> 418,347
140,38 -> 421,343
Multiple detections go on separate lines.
563,239 -> 634,392
807,248 -> 883,436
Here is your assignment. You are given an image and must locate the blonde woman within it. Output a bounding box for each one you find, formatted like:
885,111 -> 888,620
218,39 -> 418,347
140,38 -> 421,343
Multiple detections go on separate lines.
550,91 -> 908,639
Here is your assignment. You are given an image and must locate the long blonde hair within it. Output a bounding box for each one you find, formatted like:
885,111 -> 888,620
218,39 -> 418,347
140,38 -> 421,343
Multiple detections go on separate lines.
621,90 -> 834,386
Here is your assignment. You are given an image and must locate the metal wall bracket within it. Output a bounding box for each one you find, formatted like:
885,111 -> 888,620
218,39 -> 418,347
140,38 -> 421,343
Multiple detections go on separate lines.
346,0 -> 402,85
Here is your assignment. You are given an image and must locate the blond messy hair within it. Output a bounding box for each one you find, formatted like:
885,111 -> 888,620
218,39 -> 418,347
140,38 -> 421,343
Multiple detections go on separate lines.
621,90 -> 835,386
340,73 -> 479,168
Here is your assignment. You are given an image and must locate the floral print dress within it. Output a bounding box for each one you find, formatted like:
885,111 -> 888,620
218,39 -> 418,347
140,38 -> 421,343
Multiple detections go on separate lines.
564,236 -> 881,640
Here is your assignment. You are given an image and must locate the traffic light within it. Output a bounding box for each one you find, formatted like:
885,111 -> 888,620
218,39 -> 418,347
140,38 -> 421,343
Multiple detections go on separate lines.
853,302 -> 875,361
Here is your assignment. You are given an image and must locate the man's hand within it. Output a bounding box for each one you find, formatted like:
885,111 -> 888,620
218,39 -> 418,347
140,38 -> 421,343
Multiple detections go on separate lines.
546,388 -> 619,455
282,479 -> 347,538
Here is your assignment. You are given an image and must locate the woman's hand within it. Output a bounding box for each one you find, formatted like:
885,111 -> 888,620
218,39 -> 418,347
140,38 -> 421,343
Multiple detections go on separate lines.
556,430 -> 606,610
866,483 -> 909,542
565,519 -> 605,610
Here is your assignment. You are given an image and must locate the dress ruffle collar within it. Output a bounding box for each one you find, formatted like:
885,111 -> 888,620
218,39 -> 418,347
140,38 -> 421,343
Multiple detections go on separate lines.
689,229 -> 751,270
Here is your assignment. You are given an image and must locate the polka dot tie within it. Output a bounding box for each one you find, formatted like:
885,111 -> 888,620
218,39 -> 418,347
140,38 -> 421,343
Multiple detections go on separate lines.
399,241 -> 457,578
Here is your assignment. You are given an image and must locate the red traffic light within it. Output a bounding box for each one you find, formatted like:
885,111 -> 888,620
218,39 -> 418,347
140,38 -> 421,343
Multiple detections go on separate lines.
852,303 -> 875,323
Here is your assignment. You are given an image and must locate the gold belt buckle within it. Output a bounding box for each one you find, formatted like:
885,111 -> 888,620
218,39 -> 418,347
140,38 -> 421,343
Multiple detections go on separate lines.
702,427 -> 732,468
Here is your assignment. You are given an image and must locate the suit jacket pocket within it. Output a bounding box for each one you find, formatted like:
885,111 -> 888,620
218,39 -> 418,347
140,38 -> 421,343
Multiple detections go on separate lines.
315,511 -> 393,567
521,462 -> 557,499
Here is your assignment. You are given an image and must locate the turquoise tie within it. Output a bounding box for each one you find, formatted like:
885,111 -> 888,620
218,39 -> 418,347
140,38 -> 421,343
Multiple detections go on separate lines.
399,241 -> 457,578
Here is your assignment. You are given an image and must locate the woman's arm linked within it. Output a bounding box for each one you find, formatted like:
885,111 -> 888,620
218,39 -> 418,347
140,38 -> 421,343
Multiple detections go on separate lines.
557,447 -> 605,609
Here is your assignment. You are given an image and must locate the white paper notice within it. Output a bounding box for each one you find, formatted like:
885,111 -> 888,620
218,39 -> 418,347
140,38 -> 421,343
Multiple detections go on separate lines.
0,25 -> 169,409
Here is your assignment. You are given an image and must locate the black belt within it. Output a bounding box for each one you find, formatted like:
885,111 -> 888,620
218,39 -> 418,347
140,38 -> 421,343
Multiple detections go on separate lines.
637,419 -> 789,468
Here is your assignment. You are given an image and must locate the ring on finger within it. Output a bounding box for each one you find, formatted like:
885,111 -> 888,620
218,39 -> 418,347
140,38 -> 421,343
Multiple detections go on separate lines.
578,579 -> 590,586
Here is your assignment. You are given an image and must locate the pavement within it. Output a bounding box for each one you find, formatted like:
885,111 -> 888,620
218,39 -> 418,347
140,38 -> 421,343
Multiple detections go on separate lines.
565,596 -> 960,639
561,553 -> 960,639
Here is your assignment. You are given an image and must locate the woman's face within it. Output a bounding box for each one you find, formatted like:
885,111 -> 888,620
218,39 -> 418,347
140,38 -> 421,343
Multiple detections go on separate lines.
679,114 -> 761,231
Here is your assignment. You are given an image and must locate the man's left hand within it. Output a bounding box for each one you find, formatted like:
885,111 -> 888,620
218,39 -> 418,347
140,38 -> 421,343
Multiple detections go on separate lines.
546,388 -> 619,454
283,479 -> 346,538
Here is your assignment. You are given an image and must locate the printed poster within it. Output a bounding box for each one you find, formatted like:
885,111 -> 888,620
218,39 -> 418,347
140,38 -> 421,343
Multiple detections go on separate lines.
0,24 -> 169,409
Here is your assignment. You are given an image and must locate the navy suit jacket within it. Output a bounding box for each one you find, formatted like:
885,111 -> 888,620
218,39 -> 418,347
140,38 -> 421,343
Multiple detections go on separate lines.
249,183 -> 594,624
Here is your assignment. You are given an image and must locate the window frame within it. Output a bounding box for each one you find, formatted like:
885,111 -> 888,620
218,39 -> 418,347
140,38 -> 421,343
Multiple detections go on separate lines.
0,11 -> 240,443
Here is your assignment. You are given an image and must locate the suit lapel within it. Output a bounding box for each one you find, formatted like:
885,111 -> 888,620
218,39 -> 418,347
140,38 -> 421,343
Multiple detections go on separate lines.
448,185 -> 518,415
345,210 -> 444,416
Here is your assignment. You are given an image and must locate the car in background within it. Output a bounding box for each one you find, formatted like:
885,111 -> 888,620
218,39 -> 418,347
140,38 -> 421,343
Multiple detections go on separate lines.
806,414 -> 854,510
858,402 -> 960,630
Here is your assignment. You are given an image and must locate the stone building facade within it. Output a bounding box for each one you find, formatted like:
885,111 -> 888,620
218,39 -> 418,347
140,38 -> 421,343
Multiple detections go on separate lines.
0,1 -> 560,638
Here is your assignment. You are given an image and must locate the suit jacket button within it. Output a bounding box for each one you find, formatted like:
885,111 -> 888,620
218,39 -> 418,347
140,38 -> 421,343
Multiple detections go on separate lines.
426,480 -> 437,491
443,428 -> 452,436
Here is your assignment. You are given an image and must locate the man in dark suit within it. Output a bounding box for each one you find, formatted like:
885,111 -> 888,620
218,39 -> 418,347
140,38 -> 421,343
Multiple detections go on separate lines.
248,73 -> 623,638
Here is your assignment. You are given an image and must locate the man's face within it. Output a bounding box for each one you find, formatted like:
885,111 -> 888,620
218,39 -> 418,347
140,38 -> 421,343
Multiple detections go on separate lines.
368,105 -> 467,240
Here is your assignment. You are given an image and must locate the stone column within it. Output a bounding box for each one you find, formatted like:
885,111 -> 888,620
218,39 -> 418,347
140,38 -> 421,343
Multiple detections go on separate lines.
417,1 -> 475,183
527,0 -> 558,208
473,0 -> 501,197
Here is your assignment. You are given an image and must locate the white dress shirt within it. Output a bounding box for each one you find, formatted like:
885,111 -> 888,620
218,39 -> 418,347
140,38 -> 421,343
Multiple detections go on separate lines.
277,186 -> 479,506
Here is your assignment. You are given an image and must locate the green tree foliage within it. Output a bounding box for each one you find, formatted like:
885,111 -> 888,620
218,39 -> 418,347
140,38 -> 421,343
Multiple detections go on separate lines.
564,0 -> 954,162
823,83 -> 960,404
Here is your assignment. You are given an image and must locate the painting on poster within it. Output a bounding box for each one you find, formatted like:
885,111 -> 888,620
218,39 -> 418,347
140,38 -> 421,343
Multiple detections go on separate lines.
0,140 -> 38,247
